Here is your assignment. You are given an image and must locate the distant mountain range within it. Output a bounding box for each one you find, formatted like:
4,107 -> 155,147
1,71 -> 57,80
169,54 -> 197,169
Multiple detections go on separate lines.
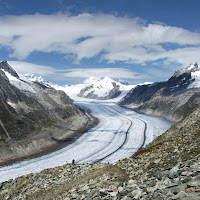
53,76 -> 135,101
78,77 -> 123,100
120,63 -> 200,121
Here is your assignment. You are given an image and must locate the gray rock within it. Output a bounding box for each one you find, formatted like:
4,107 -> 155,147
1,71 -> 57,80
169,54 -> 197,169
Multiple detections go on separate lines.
131,189 -> 142,199
169,170 -> 181,179
71,192 -> 79,199
118,186 -> 124,192
121,196 -> 132,200
139,183 -> 147,189
5,195 -> 11,200
155,171 -> 163,180
64,198 -> 71,200
171,191 -> 186,199
110,191 -> 118,197
187,181 -> 200,187
181,171 -> 188,176
146,187 -> 157,193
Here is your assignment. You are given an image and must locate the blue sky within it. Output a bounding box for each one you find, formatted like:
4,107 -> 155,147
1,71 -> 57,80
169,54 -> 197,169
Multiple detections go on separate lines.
0,0 -> 200,85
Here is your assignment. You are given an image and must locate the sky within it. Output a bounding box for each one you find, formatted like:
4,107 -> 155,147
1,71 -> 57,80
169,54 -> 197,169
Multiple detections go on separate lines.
0,0 -> 200,85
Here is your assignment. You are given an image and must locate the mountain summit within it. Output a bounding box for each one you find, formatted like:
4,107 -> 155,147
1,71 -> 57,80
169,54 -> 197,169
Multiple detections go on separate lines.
24,73 -> 53,88
78,77 -> 133,100
0,60 -> 19,78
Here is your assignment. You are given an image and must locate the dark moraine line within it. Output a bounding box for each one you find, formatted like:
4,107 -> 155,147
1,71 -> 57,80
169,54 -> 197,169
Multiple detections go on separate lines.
93,105 -> 133,163
94,105 -> 147,163
108,106 -> 148,152
75,105 -> 125,163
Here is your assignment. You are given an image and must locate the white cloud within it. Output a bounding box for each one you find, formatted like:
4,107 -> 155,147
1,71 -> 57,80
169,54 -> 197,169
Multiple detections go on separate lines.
63,68 -> 147,79
8,61 -> 56,76
0,13 -> 200,66
8,61 -> 146,84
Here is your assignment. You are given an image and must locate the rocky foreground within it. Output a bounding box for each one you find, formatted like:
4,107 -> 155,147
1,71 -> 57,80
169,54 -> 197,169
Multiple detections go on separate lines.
0,107 -> 199,199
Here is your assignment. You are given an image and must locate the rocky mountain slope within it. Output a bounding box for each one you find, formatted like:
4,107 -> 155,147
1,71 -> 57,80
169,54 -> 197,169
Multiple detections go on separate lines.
0,61 -> 89,166
0,105 -> 199,200
78,77 -> 133,100
119,63 -> 200,122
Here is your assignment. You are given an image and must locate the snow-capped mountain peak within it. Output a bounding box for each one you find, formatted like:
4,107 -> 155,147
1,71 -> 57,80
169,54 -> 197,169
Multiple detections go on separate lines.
186,62 -> 199,72
83,76 -> 114,85
0,61 -> 36,93
173,62 -> 199,77
169,62 -> 200,90
74,76 -> 135,101
118,79 -> 129,85
78,77 -> 121,100
188,62 -> 200,89
24,73 -> 53,88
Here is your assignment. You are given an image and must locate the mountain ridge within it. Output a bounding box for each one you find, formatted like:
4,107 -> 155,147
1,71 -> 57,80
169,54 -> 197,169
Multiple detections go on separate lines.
0,61 -> 91,166
119,63 -> 200,122
77,77 -> 134,100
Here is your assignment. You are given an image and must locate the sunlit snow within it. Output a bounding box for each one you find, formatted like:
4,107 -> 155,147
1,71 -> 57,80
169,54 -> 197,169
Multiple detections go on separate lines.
3,70 -> 36,93
188,70 -> 200,88
7,101 -> 16,109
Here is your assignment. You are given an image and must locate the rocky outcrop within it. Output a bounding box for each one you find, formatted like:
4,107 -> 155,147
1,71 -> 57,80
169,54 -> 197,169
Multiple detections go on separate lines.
0,60 -> 19,78
0,61 -> 89,165
79,82 -> 121,100
120,63 -> 200,122
106,82 -> 121,99
0,106 -> 199,199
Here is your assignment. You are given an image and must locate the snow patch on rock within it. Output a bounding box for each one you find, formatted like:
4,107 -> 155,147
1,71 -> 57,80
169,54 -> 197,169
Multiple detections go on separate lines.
7,101 -> 16,109
83,77 -> 116,98
24,74 -> 53,88
188,67 -> 200,89
3,70 -> 36,93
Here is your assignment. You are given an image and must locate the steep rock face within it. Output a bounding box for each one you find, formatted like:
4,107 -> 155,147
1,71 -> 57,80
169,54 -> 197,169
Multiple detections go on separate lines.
0,70 -> 46,141
0,61 -> 87,165
0,61 -> 19,78
106,82 -> 121,99
120,63 -> 200,121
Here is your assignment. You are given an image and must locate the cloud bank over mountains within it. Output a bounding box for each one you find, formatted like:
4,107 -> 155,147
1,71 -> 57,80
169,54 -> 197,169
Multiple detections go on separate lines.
1,13 -> 200,67
9,61 -> 147,84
